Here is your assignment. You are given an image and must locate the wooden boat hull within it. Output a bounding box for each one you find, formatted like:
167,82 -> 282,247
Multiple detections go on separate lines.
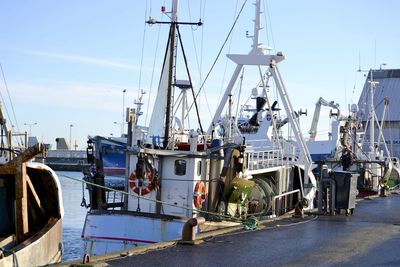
0,218 -> 63,267
0,151 -> 64,267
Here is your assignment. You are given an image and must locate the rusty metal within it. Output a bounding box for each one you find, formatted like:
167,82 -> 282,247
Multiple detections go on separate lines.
0,143 -> 44,175
181,217 -> 205,243
83,253 -> 90,264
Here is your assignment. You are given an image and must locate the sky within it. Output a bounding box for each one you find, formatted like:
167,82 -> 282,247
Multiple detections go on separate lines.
0,0 -> 399,149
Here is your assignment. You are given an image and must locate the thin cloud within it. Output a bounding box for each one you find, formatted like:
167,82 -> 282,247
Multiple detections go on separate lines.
8,80 -> 129,113
25,50 -> 138,70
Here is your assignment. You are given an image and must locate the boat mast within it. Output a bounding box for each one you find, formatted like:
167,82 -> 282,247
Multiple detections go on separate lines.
146,0 -> 202,149
251,0 -> 261,53
208,0 -> 268,133
207,0 -> 316,198
163,0 -> 178,149
368,70 -> 378,156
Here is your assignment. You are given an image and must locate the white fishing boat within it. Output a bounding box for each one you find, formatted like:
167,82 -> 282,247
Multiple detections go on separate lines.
81,0 -> 316,258
0,107 -> 64,266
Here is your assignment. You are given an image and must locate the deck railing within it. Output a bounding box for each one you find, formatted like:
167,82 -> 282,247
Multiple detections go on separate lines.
105,189 -> 124,210
246,149 -> 285,170
245,139 -> 298,171
272,189 -> 301,217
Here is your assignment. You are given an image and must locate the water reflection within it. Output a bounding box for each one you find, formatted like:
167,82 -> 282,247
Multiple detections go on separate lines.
57,171 -> 88,262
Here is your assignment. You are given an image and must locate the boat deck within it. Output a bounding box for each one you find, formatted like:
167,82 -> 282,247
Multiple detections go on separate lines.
62,193 -> 400,266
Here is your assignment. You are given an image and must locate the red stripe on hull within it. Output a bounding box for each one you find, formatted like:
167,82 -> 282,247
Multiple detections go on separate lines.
103,168 -> 126,175
82,235 -> 157,244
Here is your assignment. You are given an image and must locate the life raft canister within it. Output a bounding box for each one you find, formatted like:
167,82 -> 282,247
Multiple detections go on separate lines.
193,181 -> 206,208
129,169 -> 154,195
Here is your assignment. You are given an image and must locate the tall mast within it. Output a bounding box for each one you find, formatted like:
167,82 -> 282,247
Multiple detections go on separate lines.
207,0 -> 316,198
209,0 -> 267,132
251,0 -> 262,53
146,0 -> 202,149
163,0 -> 178,149
368,70 -> 378,155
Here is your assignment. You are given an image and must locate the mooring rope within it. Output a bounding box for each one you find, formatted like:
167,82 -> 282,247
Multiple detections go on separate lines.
59,172 -> 308,225
59,173 -> 246,223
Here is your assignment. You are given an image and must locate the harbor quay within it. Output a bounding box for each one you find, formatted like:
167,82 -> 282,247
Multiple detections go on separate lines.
59,193 -> 400,267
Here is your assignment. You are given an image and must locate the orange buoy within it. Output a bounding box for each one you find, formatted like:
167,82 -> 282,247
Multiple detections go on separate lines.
193,181 -> 206,208
129,170 -> 154,195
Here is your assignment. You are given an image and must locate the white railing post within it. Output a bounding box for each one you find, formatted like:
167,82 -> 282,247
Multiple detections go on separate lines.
272,189 -> 301,217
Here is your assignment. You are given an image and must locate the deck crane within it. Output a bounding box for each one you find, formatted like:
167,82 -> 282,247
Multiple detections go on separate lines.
309,97 -> 340,141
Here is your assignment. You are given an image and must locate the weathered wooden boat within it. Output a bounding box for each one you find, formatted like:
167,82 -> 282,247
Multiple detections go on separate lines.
0,120 -> 63,266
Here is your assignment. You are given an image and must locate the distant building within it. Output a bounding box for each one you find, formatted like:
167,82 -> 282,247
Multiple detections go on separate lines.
357,69 -> 400,158
34,137 -> 88,171
55,137 -> 69,150
27,136 -> 39,147
27,136 -> 51,149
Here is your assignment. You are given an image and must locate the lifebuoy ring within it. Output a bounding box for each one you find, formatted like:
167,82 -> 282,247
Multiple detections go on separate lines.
193,181 -> 206,208
129,169 -> 153,195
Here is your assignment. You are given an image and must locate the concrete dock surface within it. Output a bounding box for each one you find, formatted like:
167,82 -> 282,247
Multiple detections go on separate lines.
66,193 -> 400,267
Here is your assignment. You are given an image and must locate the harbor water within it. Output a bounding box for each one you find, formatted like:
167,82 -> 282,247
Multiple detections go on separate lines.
57,171 -> 89,262
58,170 -> 125,262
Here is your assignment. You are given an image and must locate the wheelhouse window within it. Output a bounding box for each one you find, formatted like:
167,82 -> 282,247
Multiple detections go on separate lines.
175,160 -> 186,176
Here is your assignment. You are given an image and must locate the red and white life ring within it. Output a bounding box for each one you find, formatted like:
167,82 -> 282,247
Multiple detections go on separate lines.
193,181 -> 206,209
129,169 -> 154,195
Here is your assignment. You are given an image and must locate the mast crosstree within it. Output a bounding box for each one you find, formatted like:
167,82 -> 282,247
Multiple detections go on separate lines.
146,0 -> 202,149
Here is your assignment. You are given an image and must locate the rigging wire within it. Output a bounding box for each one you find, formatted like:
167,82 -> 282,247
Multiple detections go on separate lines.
144,1 -> 165,126
234,68 -> 245,124
216,0 -> 240,108
0,63 -> 16,129
176,26 -> 203,133
263,0 -> 275,51
373,110 -> 392,160
186,0 -> 213,119
387,106 -> 394,156
351,71 -> 359,105
0,62 -> 23,146
198,0 -> 214,119
186,0 -> 249,119
137,0 -> 149,100
375,97 -> 394,156
350,99 -> 388,161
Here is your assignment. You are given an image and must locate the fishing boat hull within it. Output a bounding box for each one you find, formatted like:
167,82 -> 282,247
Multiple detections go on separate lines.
81,161 -> 307,257
0,154 -> 64,267
0,218 -> 63,267
82,212 -> 188,256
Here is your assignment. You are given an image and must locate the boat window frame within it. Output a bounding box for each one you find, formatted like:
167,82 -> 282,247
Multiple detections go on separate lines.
174,159 -> 187,176
196,161 -> 202,176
